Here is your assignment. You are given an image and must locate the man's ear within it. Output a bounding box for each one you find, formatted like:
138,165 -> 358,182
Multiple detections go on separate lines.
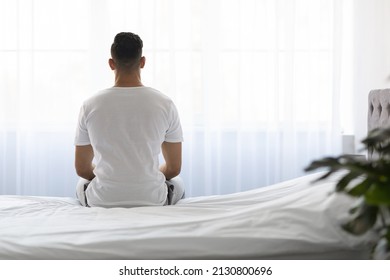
140,56 -> 146,69
108,58 -> 116,70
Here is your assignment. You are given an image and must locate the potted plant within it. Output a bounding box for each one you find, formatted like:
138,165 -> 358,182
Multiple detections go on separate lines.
305,127 -> 390,259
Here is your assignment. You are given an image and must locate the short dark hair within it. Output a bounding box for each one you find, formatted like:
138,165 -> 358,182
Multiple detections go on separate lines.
110,32 -> 143,70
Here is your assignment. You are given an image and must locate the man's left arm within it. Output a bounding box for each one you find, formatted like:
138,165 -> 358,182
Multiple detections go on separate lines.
75,145 -> 95,181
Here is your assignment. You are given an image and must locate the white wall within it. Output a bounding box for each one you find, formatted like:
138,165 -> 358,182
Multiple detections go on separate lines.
353,0 -> 390,150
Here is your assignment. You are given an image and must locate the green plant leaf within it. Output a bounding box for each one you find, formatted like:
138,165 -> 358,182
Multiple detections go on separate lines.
385,226 -> 390,245
310,170 -> 335,183
347,178 -> 373,197
363,127 -> 390,147
365,184 -> 390,206
304,157 -> 340,172
342,204 -> 378,235
335,171 -> 363,192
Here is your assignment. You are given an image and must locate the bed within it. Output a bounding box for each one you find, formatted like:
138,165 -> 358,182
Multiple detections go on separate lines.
0,89 -> 388,260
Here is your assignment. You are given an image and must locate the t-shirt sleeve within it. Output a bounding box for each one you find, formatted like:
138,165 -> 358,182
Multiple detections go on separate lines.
165,102 -> 183,143
74,105 -> 91,146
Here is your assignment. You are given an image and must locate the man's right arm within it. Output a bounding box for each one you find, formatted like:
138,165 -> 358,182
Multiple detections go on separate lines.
160,142 -> 182,180
75,144 -> 95,181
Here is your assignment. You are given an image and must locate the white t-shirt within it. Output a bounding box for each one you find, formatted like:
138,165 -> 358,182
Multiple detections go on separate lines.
74,86 -> 183,208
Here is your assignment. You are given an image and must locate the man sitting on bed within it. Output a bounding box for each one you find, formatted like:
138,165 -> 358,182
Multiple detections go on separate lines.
74,32 -> 185,208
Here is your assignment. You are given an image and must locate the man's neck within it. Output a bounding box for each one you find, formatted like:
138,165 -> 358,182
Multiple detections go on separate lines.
114,71 -> 143,87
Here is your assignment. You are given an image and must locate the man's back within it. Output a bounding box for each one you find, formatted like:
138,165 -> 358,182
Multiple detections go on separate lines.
75,86 -> 183,207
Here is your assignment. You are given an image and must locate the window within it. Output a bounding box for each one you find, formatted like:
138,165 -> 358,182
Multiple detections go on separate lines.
0,0 -> 349,196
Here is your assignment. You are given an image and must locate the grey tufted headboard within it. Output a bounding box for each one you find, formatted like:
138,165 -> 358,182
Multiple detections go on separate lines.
368,89 -> 390,132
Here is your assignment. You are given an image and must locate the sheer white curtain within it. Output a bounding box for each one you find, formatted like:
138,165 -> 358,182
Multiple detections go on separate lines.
1,0 -> 348,197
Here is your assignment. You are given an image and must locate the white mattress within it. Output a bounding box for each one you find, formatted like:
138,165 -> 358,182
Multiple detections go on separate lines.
0,173 -> 376,259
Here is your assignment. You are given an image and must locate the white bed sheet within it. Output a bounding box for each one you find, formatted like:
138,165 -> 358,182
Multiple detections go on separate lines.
0,172 -> 376,260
